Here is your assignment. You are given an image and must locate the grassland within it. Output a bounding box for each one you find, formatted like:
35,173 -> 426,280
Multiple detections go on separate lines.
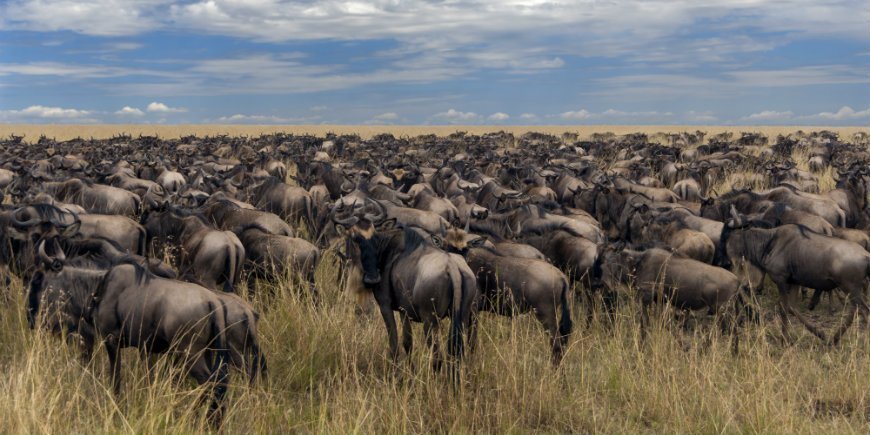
0,124 -> 868,142
2,126 -> 870,433
3,254 -> 870,434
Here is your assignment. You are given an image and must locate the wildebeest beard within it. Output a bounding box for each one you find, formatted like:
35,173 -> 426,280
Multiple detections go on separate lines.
355,234 -> 381,286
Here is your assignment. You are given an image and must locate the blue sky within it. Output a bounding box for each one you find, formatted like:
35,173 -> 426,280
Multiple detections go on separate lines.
1,0 -> 868,125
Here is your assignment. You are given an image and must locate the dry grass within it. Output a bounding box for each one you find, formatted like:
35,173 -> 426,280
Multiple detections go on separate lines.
1,124 -> 868,143
3,252 -> 870,433
2,126 -> 870,433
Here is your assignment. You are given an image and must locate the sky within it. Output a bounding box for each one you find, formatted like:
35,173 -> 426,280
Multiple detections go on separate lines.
0,0 -> 868,126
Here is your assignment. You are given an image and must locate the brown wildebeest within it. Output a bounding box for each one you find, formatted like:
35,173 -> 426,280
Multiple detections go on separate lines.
720,210 -> 870,345
600,247 -> 743,353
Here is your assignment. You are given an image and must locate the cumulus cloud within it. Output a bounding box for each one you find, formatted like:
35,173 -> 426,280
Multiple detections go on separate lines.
0,105 -> 99,123
432,109 -> 481,123
215,113 -> 318,124
742,110 -> 795,121
560,109 -> 593,120
488,112 -> 509,121
686,111 -> 718,123
115,106 -> 144,116
146,101 -> 187,113
803,106 -> 870,120
559,108 -> 673,120
373,112 -> 399,120
20,105 -> 91,118
519,113 -> 538,120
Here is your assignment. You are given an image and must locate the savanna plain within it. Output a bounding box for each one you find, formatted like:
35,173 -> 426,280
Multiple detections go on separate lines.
1,124 -> 869,434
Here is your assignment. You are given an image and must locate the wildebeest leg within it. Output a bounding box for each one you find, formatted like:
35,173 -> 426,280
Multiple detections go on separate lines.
808,289 -> 823,311
423,318 -> 443,372
829,302 -> 858,346
533,304 -> 562,364
188,354 -> 226,427
400,311 -> 413,363
639,302 -> 651,343
829,285 -> 867,345
784,287 -> 827,342
466,308 -> 479,355
105,334 -> 122,396
775,284 -> 793,344
378,303 -> 400,364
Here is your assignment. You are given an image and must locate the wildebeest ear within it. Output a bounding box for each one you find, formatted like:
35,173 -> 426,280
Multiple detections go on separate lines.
6,226 -> 29,241
726,218 -> 736,229
379,218 -> 397,230
430,234 -> 444,249
333,222 -> 348,236
468,237 -> 486,248
62,221 -> 81,237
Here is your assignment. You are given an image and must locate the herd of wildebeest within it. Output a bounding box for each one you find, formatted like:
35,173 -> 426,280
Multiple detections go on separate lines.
0,130 -> 868,425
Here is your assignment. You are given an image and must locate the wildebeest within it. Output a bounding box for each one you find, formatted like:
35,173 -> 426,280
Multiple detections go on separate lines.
141,206 -> 245,292
28,261 -> 234,425
600,247 -> 743,352
719,210 -> 870,344
465,241 -> 573,362
335,214 -> 478,373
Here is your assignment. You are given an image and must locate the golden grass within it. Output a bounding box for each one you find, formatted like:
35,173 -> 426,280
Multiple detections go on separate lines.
3,252 -> 870,433
1,124 -> 868,143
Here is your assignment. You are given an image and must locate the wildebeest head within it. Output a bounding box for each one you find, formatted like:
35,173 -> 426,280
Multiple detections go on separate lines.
0,204 -> 79,278
332,200 -> 391,287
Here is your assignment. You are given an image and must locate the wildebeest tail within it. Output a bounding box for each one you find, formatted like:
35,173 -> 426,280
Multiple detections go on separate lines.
207,300 -> 230,426
558,278 -> 573,339
137,226 -> 147,257
221,246 -> 239,293
245,311 -> 267,384
447,263 -> 465,360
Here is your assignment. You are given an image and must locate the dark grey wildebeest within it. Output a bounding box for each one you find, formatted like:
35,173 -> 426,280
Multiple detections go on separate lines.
600,247 -> 743,353
335,214 -> 478,375
464,241 -> 573,363
141,206 -> 245,293
719,212 -> 870,345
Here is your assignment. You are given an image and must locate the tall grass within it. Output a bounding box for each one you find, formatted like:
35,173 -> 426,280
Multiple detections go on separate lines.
3,254 -> 870,433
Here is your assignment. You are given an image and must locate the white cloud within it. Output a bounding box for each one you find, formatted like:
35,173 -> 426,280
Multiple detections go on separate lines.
558,108 -> 674,121
19,105 -> 91,118
115,106 -> 144,116
215,113 -> 318,124
1,0 -> 170,36
803,106 -> 870,121
519,113 -> 538,120
488,112 -> 509,121
373,112 -> 399,120
0,105 -> 99,123
742,110 -> 794,121
560,109 -> 593,120
686,111 -> 718,123
432,109 -> 481,124
146,101 -> 187,113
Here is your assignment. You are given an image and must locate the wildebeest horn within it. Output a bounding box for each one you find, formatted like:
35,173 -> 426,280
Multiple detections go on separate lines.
729,204 -> 742,226
331,214 -> 358,227
364,198 -> 387,223
37,239 -> 64,272
11,208 -> 40,228
340,178 -> 355,194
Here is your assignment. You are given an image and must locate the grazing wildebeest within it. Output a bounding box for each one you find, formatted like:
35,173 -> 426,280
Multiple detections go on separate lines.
234,222 -> 320,294
720,210 -> 870,344
43,178 -> 141,216
141,206 -> 245,292
27,261 -> 233,425
600,247 -> 743,353
465,241 -> 573,363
